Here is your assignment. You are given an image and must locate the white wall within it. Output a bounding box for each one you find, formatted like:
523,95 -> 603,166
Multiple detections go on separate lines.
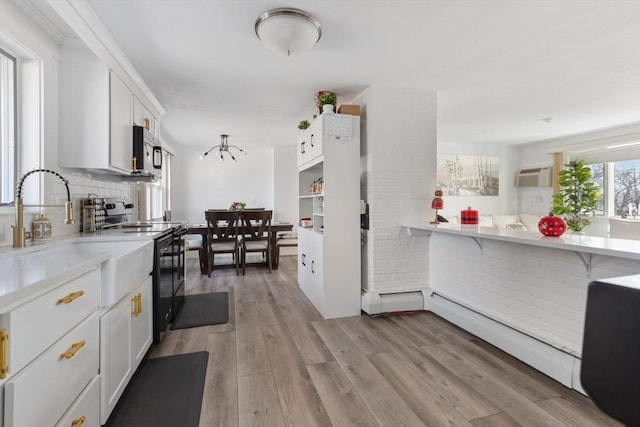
437,141 -> 519,218
0,2 -> 132,248
171,145 -> 275,223
273,146 -> 298,229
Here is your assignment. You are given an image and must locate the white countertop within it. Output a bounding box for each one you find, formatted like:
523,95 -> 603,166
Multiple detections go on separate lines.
0,243 -> 109,311
404,223 -> 640,260
0,236 -> 154,311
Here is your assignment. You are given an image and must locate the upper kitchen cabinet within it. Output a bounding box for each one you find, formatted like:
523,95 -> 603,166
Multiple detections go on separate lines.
133,96 -> 159,139
59,46 -> 133,175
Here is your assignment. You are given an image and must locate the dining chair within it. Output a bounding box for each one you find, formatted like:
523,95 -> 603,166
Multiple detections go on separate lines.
204,210 -> 240,277
238,209 -> 272,275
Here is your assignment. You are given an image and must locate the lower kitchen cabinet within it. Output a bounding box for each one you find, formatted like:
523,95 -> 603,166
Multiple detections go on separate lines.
298,228 -> 324,314
99,276 -> 152,424
3,313 -> 99,427
56,376 -> 100,427
0,266 -> 102,427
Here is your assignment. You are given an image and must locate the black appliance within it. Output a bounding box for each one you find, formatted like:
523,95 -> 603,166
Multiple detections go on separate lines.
152,226 -> 187,343
132,125 -> 162,175
581,276 -> 640,426
100,197 -> 187,343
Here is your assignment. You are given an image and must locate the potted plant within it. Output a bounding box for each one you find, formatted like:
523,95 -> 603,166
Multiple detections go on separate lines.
229,201 -> 246,211
298,120 -> 310,130
315,91 -> 337,114
551,160 -> 600,232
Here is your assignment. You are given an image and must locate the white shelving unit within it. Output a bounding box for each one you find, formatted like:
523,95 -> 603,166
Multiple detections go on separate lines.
297,113 -> 361,319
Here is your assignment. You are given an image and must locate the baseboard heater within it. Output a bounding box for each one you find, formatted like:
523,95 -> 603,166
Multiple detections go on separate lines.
361,290 -> 426,314
429,292 -> 586,394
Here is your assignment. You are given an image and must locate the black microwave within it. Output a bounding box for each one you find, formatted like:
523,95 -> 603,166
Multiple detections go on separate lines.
132,125 -> 162,174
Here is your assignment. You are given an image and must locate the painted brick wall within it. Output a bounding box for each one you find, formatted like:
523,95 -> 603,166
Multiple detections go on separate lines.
429,231 -> 640,355
353,86 -> 436,295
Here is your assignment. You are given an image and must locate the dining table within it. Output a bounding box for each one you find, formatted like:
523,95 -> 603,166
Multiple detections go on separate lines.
186,221 -> 294,273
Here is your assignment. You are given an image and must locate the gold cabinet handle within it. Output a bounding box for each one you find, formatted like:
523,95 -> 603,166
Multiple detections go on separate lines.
71,416 -> 86,427
57,290 -> 85,305
131,294 -> 138,316
132,294 -> 142,316
0,329 -> 8,379
144,117 -> 150,130
60,340 -> 86,360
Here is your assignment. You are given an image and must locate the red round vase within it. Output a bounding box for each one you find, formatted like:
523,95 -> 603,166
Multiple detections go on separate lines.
538,213 -> 567,237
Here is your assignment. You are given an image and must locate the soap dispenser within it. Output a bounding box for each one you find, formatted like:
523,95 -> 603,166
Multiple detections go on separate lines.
32,210 -> 53,240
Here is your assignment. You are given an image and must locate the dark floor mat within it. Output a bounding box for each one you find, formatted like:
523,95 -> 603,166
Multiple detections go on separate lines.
171,292 -> 229,330
105,352 -> 208,427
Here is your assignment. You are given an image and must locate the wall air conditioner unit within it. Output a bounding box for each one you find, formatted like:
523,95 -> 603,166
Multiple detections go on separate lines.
517,166 -> 552,188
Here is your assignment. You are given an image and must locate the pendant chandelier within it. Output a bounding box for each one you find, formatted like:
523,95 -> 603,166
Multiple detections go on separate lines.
199,134 -> 246,163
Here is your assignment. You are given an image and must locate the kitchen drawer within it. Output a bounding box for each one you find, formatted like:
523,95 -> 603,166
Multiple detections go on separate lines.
56,376 -> 100,427
4,313 -> 99,427
1,268 -> 100,376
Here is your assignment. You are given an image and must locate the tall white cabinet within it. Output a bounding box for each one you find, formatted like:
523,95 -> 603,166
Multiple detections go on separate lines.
297,113 -> 361,319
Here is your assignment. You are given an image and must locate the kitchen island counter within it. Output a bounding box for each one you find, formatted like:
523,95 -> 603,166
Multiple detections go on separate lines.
404,222 -> 640,394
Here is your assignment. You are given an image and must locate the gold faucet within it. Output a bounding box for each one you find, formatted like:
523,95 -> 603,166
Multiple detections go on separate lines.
12,169 -> 75,248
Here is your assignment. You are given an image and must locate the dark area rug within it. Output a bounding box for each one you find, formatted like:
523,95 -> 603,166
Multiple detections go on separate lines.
105,352 -> 208,427
171,292 -> 229,330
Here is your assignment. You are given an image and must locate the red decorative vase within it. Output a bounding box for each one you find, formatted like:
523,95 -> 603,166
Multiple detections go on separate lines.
538,213 -> 567,236
460,206 -> 479,225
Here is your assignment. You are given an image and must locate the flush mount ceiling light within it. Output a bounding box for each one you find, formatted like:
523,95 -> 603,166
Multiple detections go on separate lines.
199,134 -> 246,163
255,8 -> 322,56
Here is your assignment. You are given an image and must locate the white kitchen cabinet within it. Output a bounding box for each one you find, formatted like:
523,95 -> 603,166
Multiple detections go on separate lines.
131,276 -> 153,367
133,96 -> 159,139
55,376 -> 100,427
3,313 -> 99,427
99,276 -> 152,424
59,46 -> 133,175
297,113 -> 361,318
297,117 -> 323,168
0,266 -> 101,427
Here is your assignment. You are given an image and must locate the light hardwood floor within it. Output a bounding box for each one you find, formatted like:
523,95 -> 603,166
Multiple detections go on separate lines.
147,255 -> 622,427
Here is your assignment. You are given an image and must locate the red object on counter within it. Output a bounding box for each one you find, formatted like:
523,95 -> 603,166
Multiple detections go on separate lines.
460,206 -> 479,225
538,213 -> 567,236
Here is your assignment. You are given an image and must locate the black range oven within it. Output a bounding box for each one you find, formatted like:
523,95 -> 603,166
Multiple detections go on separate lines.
153,226 -> 187,343
99,199 -> 187,343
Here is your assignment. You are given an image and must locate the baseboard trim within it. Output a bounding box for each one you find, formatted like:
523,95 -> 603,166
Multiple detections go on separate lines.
430,292 -> 585,394
361,288 -> 429,314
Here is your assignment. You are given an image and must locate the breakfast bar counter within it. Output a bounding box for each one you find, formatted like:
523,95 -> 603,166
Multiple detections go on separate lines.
405,223 -> 640,260
404,223 -> 640,393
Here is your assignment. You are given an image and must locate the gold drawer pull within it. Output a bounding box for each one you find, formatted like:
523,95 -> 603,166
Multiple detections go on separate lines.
131,294 -> 142,316
0,329 -> 8,379
71,416 -> 86,427
60,340 -> 86,359
57,290 -> 85,305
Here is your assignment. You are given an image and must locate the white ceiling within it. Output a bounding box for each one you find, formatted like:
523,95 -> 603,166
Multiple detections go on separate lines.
76,1 -> 640,149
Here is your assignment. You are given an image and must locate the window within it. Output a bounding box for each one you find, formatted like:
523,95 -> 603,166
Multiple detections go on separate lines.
0,47 -> 16,205
583,159 -> 640,217
613,159 -> 640,217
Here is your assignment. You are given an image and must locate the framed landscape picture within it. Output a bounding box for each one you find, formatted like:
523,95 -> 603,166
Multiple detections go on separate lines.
437,154 -> 500,196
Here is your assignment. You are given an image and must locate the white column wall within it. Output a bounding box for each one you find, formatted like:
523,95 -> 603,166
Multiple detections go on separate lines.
353,86 -> 436,307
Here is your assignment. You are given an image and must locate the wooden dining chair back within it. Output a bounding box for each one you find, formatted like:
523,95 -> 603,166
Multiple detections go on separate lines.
205,210 -> 239,277
238,209 -> 272,275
